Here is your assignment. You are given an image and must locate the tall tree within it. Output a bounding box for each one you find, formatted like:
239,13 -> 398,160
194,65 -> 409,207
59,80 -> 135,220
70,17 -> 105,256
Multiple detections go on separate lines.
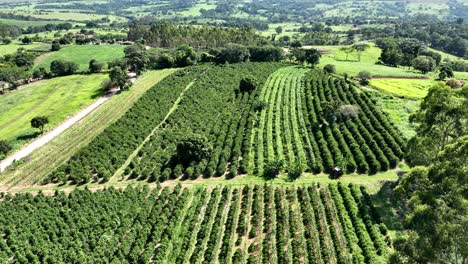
406,84 -> 468,166
393,136 -> 468,264
109,66 -> 131,90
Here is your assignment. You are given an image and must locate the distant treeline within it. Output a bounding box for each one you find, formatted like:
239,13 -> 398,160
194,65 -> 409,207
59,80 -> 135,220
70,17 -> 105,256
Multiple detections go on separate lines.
128,22 -> 266,49
358,17 -> 467,58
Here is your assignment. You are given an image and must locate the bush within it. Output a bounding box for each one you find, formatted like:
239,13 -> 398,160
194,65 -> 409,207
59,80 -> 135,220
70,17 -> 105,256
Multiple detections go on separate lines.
263,159 -> 284,179
357,71 -> 371,85
287,159 -> 305,181
0,140 -> 12,156
239,77 -> 258,93
50,60 -> 78,76
323,64 -> 336,74
446,79 -> 465,89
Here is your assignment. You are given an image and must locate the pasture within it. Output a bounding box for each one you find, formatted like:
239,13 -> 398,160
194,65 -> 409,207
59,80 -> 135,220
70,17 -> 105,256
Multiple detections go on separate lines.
0,69 -> 177,188
34,45 -> 125,71
313,44 -> 424,77
0,74 -> 107,150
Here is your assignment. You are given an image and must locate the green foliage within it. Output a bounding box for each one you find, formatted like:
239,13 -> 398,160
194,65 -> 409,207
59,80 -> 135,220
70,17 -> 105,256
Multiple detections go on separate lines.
0,139 -> 12,156
263,159 -> 284,179
31,116 -> 49,134
411,56 -> 436,74
287,159 -> 306,181
323,64 -> 336,74
176,133 -> 213,165
50,59 -> 78,76
394,136 -> 468,263
406,84 -> 467,166
239,76 -> 258,93
357,71 -> 371,85
109,66 -> 131,90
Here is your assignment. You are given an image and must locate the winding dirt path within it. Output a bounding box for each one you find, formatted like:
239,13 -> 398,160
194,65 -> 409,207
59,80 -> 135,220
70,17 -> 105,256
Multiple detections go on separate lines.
0,92 -> 115,172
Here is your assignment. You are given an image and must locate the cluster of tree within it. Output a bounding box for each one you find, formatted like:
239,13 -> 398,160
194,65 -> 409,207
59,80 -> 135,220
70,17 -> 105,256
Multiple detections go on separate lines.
0,23 -> 21,39
128,21 -> 267,49
0,48 -> 39,87
375,37 -> 461,74
392,84 -> 468,263
22,23 -> 73,35
360,18 -> 466,58
289,48 -> 321,66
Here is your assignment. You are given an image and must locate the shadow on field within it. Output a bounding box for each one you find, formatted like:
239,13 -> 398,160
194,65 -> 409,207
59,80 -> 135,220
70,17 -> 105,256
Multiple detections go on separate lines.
16,131 -> 41,141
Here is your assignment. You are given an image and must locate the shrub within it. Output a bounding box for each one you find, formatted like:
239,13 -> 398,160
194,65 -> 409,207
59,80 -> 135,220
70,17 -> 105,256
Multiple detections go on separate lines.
263,159 -> 284,179
323,64 -> 336,74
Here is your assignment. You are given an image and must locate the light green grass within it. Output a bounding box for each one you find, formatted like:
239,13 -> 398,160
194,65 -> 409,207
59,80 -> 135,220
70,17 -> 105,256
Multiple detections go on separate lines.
0,74 -> 108,150
0,18 -> 65,27
34,45 -> 125,71
0,42 -> 50,56
362,86 -> 420,139
314,44 -> 424,77
0,69 -> 178,188
370,78 -> 436,99
179,3 -> 217,17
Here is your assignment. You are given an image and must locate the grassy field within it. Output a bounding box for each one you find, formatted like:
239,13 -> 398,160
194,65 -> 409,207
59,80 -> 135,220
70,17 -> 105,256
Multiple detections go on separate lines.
34,45 -> 125,71
0,74 -> 108,150
0,69 -> 178,189
313,44 -> 425,77
0,42 -> 50,56
0,18 -> 65,27
370,78 -> 436,99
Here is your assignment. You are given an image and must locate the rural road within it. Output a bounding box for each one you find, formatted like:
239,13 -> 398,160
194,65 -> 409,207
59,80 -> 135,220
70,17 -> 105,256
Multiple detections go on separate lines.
0,93 -> 114,172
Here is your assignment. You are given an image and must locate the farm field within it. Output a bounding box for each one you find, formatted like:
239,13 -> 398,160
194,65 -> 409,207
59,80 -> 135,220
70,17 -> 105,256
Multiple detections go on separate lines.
0,69 -> 177,189
369,78 -> 436,99
33,45 -> 126,71
0,42 -> 50,56
0,184 -> 393,263
0,74 -> 107,151
42,63 -> 405,186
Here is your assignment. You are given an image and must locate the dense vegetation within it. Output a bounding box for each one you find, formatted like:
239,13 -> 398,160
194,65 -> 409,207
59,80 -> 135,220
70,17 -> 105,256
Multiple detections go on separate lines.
0,184 -> 390,263
47,63 -> 286,184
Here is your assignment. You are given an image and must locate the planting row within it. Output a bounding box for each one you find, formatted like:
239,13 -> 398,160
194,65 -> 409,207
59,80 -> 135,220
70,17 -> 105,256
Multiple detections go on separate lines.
0,184 -> 391,263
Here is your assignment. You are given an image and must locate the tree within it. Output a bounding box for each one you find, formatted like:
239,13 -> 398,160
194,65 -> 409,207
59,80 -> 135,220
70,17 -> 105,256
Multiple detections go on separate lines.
351,43 -> 370,62
304,48 -> 321,67
263,159 -> 284,179
357,71 -> 371,85
393,136 -> 468,263
323,64 -> 336,74
31,116 -> 49,134
125,45 -> 149,75
239,77 -> 258,93
340,46 -> 354,61
275,26 -> 283,34
406,84 -> 467,166
412,56 -> 436,74
290,40 -> 302,49
0,139 -> 12,156
88,59 -> 104,73
399,38 -> 422,68
287,159 -> 305,181
2,37 -> 11,44
109,66 -> 131,90
213,44 -> 250,64
438,64 -> 454,80
173,44 -> 198,67
50,41 -> 60,51
21,36 -> 31,45
50,60 -> 78,76
290,48 -> 306,63
176,134 -> 212,165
